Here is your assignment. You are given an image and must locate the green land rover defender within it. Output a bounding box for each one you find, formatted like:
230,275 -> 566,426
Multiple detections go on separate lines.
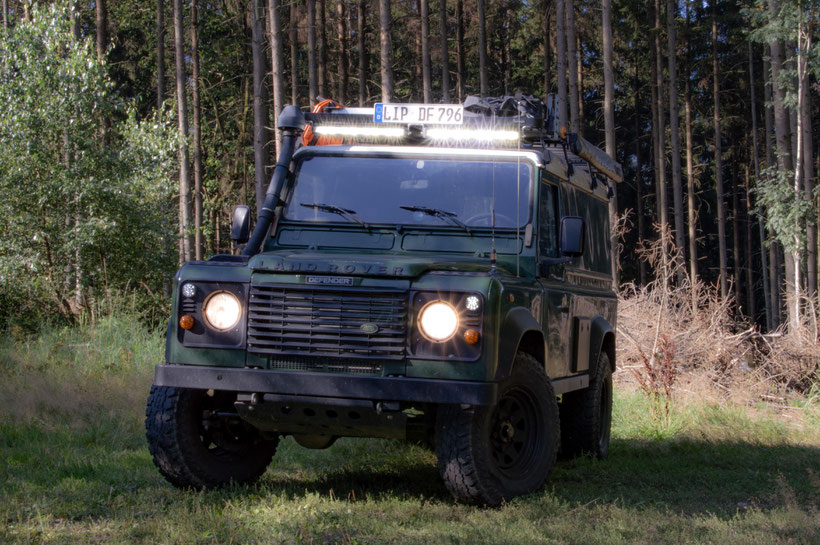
145,96 -> 622,506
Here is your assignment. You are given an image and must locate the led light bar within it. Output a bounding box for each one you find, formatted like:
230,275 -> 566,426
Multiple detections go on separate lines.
314,125 -> 404,138
426,127 -> 520,142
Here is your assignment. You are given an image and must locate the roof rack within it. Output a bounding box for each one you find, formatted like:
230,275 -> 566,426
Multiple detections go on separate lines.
301,94 -> 623,183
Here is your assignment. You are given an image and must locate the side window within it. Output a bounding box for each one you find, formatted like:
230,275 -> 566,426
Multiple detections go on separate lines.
538,179 -> 558,257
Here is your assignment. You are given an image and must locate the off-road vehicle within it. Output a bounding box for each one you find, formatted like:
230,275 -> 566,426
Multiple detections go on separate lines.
145,95 -> 622,506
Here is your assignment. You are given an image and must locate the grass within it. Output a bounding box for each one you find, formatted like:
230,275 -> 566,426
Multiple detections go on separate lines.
1,319 -> 818,544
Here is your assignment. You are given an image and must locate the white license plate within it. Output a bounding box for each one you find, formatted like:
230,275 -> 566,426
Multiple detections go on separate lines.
374,103 -> 464,125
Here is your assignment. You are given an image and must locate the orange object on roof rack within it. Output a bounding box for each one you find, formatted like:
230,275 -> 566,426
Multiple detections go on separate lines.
302,98 -> 346,146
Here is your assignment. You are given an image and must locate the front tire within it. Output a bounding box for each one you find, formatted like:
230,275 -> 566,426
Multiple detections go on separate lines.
145,385 -> 278,489
435,353 -> 559,506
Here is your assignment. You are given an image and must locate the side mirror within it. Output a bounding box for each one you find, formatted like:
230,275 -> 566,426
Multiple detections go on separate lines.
230,205 -> 252,244
559,216 -> 585,257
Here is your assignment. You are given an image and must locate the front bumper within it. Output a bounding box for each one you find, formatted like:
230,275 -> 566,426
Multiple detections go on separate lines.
154,364 -> 498,406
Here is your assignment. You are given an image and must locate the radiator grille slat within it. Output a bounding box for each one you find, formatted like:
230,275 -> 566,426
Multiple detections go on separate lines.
247,283 -> 408,360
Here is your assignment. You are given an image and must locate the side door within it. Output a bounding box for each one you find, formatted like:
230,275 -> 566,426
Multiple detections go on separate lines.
535,171 -> 573,379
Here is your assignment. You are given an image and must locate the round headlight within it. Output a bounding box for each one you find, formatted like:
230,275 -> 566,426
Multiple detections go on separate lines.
419,301 -> 458,342
202,291 -> 241,330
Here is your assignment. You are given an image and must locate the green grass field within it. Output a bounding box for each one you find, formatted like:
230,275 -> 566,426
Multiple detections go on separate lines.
1,319 -> 818,544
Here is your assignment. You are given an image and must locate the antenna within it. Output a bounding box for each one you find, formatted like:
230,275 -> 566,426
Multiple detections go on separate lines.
490,161 -> 497,274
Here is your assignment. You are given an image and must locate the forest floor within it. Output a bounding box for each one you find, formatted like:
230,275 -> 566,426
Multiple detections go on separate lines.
0,318 -> 818,545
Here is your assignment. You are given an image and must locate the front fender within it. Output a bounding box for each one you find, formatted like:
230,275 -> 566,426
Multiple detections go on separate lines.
494,306 -> 545,381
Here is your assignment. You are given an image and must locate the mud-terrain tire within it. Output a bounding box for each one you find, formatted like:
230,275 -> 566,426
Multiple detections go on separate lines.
435,352 -> 559,506
559,351 -> 613,459
145,385 -> 278,489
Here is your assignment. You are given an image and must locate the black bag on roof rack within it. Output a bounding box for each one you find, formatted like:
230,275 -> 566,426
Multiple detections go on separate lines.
463,93 -> 548,129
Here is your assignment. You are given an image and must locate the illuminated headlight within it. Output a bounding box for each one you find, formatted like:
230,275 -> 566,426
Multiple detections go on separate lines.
419,301 -> 459,342
181,283 -> 196,298
202,291 -> 241,330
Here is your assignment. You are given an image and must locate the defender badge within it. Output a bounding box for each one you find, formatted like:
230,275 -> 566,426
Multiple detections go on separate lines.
360,323 -> 379,334
306,276 -> 353,286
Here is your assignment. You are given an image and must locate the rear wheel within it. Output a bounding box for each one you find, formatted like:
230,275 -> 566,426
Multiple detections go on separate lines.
560,351 -> 613,459
145,385 -> 277,489
435,352 -> 559,506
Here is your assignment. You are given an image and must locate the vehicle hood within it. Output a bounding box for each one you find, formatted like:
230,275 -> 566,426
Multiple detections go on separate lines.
247,250 -> 512,278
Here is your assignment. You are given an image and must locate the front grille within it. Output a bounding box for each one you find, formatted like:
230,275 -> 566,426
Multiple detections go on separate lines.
247,283 -> 408,360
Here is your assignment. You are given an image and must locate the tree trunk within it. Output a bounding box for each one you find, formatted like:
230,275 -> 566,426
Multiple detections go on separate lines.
576,32 -> 583,128
653,0 -> 667,241
477,0 -> 488,96
634,43 -> 647,286
565,0 -> 579,133
456,0 -> 465,100
503,8 -> 511,95
763,52 -> 780,325
2,0 -> 7,29
69,1 -> 80,39
420,0 -> 432,102
318,0 -> 328,97
251,0 -> 269,216
667,0 -> 685,286
414,0 -> 423,101
749,40 -> 772,330
336,0 -> 348,102
157,0 -> 166,108
684,0 -> 697,297
711,1 -> 727,298
602,0 -> 618,288
379,0 -> 394,101
192,0 -> 204,260
731,162 -> 742,311
173,0 -> 192,263
543,0 -> 552,101
290,1 -> 299,105
358,0 -> 367,105
555,0 -> 567,132
307,0 -> 318,105
768,0 -> 797,330
269,0 -> 285,155
801,56 -> 816,301
439,0 -> 450,102
744,164 -> 756,321
96,0 -> 108,62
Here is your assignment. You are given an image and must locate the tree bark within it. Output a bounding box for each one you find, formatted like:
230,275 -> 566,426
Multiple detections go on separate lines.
565,0 -> 579,133
420,0 -> 432,102
96,0 -> 108,62
379,0 -> 394,101
749,40 -> 772,330
602,0 -> 618,288
711,1 -> 728,298
173,0 -> 192,263
157,0 -> 166,108
307,0 -> 318,105
336,0 -> 348,102
251,0 -> 269,216
191,0 -> 204,260
732,162 -> 743,311
543,0 -> 552,101
70,1 -> 80,40
439,0 -> 450,102
318,0 -> 328,97
2,0 -> 7,29
634,42 -> 647,286
684,0 -> 697,296
653,0 -> 668,240
269,0 -> 285,155
357,0 -> 367,105
667,0 -> 685,286
763,52 -> 780,325
555,0 -> 567,132
477,0 -> 488,96
456,0 -> 465,100
744,164 -> 756,321
290,1 -> 299,105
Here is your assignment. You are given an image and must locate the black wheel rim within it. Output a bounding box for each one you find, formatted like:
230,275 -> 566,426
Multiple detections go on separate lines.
489,386 -> 542,480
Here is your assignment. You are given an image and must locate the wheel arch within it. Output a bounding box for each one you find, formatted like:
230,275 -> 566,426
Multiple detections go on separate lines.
495,306 -> 545,381
590,315 -> 616,378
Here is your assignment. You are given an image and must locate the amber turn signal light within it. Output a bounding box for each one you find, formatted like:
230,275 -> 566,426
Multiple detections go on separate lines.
179,315 -> 195,330
463,329 -> 479,345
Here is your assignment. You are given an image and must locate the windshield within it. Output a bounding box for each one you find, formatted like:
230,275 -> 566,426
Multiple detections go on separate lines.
283,154 -> 532,228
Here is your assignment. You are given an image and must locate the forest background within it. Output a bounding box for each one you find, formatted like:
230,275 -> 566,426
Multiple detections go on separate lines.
0,0 -> 818,394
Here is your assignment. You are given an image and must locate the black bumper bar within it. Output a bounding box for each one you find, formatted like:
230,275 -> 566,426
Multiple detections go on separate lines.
154,364 -> 499,406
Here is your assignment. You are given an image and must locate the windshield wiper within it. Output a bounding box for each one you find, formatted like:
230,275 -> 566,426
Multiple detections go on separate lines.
400,205 -> 471,234
300,203 -> 370,229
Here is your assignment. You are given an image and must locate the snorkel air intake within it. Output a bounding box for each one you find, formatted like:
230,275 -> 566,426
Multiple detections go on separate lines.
243,106 -> 306,257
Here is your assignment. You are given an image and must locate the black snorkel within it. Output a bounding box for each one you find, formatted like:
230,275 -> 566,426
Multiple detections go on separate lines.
243,105 -> 306,257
